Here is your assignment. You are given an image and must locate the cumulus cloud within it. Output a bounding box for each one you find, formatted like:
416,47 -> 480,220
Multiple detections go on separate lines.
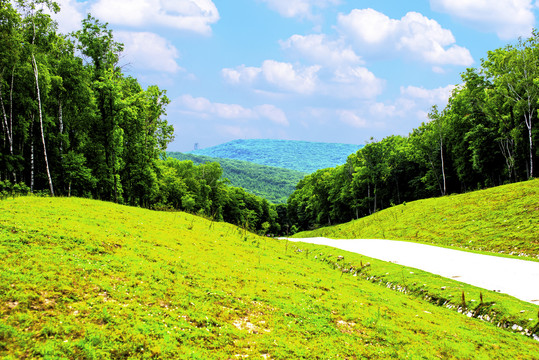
116,32 -> 182,73
223,61 -> 321,95
430,0 -> 536,39
400,84 -> 456,105
329,66 -> 385,99
177,95 -> 289,125
91,0 -> 220,35
337,9 -> 474,67
280,34 -> 362,67
261,60 -> 321,94
221,65 -> 262,84
260,0 -> 340,19
223,60 -> 385,99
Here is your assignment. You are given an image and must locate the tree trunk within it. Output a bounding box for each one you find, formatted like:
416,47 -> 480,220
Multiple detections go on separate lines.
58,99 -> 63,155
499,138 -> 515,182
0,87 -> 8,150
31,117 -> 34,193
440,136 -> 447,195
373,183 -> 377,213
525,114 -> 534,178
32,54 -> 54,196
0,80 -> 13,159
367,183 -> 371,215
428,157 -> 444,196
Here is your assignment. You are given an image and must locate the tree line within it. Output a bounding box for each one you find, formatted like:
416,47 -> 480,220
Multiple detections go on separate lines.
1,0 -> 174,205
285,32 -> 538,233
0,0 -> 283,234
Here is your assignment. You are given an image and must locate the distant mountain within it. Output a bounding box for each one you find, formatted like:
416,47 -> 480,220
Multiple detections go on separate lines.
188,139 -> 363,173
167,152 -> 306,204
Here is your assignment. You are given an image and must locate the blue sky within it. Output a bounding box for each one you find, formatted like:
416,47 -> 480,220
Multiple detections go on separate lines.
51,0 -> 539,152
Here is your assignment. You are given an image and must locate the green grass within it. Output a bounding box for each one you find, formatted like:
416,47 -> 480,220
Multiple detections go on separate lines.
1,196 -> 538,359
294,179 -> 539,259
167,152 -> 306,203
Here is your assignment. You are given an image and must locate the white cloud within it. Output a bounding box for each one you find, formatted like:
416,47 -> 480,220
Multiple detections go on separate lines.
337,9 -> 474,67
430,0 -> 536,39
91,0 -> 219,35
254,104 -> 290,126
280,34 -> 362,67
397,12 -> 473,66
48,0 -> 85,33
262,60 -> 321,94
223,61 -> 321,95
400,84 -> 456,105
329,66 -> 385,99
176,95 -> 288,125
180,95 -> 255,119
221,65 -> 261,84
261,0 -> 340,19
116,32 -> 181,73
337,110 -> 368,128
337,8 -> 398,47
369,102 -> 398,118
224,61 -> 384,99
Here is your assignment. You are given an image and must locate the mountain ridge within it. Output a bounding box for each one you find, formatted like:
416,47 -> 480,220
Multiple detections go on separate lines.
188,139 -> 364,173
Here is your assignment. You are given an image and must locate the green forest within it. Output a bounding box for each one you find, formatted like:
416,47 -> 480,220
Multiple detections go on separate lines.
167,152 -> 306,204
0,0 -> 284,235
286,34 -> 539,232
0,0 -> 173,204
1,0 -> 538,236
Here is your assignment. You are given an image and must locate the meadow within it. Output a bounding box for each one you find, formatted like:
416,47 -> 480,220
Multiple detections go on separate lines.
1,196 -> 538,359
295,179 -> 539,259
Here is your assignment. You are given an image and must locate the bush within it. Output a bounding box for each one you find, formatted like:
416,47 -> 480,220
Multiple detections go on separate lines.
0,180 -> 30,199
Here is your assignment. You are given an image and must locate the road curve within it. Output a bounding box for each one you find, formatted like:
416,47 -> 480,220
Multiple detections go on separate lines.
287,237 -> 539,305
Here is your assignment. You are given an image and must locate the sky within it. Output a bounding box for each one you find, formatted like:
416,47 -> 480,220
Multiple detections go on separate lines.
49,0 -> 539,152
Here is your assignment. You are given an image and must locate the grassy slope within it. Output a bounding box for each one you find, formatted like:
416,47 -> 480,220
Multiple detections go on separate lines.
0,197 -> 538,359
295,179 -> 539,259
189,139 -> 363,173
167,152 -> 306,204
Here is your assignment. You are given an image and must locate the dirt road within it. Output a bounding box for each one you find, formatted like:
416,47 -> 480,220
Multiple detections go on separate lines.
288,237 -> 539,305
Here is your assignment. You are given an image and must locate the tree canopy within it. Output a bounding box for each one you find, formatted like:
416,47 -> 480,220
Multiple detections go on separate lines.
285,32 -> 539,233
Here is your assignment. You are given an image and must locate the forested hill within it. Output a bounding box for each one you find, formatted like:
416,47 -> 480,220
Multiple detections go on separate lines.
188,139 -> 363,173
167,152 -> 306,203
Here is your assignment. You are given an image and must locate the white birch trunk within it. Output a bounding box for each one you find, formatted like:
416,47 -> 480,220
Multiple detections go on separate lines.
32,54 -> 54,196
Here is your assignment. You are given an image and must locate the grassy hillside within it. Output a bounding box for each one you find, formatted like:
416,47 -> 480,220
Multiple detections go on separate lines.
1,197 -> 538,359
189,139 -> 363,173
294,179 -> 539,259
167,152 -> 306,204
